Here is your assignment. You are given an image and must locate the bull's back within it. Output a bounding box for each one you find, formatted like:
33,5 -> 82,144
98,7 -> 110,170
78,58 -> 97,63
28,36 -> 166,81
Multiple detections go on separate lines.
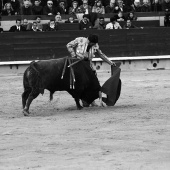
37,59 -> 64,77
36,59 -> 97,91
36,58 -> 68,89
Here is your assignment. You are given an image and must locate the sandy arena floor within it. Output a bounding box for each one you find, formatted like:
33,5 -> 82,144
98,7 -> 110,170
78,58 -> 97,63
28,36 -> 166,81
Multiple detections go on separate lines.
0,69 -> 170,170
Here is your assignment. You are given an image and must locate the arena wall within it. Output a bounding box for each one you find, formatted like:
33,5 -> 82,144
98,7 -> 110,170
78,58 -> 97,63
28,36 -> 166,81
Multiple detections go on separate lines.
0,27 -> 170,74
0,28 -> 170,62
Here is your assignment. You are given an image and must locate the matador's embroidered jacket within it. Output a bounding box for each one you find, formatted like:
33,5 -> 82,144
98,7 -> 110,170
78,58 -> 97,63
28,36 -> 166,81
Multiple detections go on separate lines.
66,37 -> 99,61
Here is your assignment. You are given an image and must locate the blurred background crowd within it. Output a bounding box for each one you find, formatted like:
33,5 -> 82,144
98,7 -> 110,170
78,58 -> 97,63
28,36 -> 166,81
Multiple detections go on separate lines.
0,0 -> 170,16
0,0 -> 170,31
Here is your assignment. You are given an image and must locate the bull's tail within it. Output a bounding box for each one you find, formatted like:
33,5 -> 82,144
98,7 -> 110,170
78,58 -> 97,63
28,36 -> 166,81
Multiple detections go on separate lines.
23,68 -> 28,90
23,62 -> 36,90
30,61 -> 39,75
24,61 -> 44,95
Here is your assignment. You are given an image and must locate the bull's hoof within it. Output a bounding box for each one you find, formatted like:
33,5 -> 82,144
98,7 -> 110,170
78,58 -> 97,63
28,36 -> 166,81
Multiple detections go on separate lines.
77,106 -> 83,110
23,110 -> 30,116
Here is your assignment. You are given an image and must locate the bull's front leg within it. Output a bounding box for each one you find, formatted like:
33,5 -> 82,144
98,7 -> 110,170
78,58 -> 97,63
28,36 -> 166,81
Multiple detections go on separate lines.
74,98 -> 83,110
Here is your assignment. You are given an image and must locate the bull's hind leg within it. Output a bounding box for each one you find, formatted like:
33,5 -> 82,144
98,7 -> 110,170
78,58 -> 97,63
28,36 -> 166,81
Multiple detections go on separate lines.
22,88 -> 31,109
23,88 -> 40,116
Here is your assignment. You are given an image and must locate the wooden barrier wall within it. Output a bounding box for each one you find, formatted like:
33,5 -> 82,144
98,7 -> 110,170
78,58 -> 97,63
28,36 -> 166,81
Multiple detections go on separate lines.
0,28 -> 170,62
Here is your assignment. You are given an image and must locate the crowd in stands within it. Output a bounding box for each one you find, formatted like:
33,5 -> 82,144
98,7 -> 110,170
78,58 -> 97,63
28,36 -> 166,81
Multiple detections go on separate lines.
0,0 -> 170,16
0,0 -> 170,31
4,13 -> 143,32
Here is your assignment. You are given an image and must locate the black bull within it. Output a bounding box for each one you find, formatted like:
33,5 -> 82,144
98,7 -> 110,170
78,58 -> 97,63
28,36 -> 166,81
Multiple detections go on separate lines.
22,57 -> 101,115
22,57 -> 121,116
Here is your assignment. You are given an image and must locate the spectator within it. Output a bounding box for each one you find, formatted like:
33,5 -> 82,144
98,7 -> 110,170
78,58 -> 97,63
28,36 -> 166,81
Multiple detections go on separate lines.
105,0 -> 116,13
56,0 -> 67,14
4,0 -> 20,15
92,0 -> 105,14
114,0 -> 129,13
105,16 -> 122,29
9,19 -> 26,32
126,11 -> 137,21
79,0 -> 92,14
65,16 -> 79,23
20,0 -> 33,15
123,20 -> 143,29
45,19 -> 58,31
79,14 -> 93,30
0,21 -> 4,33
43,0 -> 57,15
28,21 -> 41,31
67,0 -> 82,8
22,0 -> 32,5
53,15 -> 61,29
55,14 -> 64,23
131,0 -> 142,12
55,0 -> 68,9
93,16 -> 106,29
141,0 -> 151,12
162,0 -> 170,11
32,0 -> 43,15
22,18 -> 29,30
1,3 -> 15,16
68,1 -> 82,15
164,9 -> 170,26
114,11 -> 126,21
35,16 -> 43,31
27,16 -> 43,31
151,0 -> 162,12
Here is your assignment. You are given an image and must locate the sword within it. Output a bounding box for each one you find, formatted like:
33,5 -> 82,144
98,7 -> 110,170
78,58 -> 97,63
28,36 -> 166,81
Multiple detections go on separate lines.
96,49 -> 116,66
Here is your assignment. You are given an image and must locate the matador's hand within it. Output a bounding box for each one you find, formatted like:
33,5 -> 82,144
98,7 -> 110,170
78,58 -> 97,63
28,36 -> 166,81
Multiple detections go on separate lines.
84,56 -> 89,61
112,62 -> 116,66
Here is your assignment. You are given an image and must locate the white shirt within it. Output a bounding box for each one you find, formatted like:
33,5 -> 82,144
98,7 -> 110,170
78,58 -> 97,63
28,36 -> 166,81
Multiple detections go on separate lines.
85,9 -> 89,14
105,22 -> 122,29
17,26 -> 20,30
